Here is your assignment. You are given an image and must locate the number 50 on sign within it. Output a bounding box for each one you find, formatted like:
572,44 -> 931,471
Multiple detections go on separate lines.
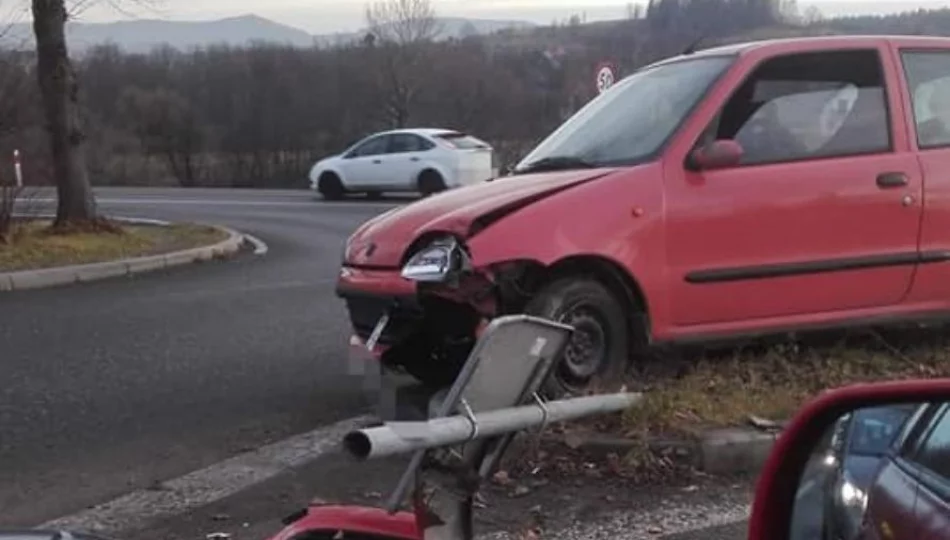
595,62 -> 617,94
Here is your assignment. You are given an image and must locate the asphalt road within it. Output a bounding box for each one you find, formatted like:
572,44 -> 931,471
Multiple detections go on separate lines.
0,187 -> 407,526
1,186 -> 839,539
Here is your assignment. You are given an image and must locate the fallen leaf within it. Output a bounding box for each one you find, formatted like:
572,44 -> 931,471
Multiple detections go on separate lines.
510,485 -> 531,498
492,470 -> 512,486
563,432 -> 585,449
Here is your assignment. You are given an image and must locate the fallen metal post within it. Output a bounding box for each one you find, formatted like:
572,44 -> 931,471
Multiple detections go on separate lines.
343,392 -> 641,460
342,314 -> 639,540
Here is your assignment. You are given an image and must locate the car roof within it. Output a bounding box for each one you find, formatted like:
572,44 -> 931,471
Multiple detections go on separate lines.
653,35 -> 950,67
374,128 -> 463,138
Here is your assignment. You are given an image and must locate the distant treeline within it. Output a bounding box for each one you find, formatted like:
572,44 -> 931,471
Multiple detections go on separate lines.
0,0 -> 946,189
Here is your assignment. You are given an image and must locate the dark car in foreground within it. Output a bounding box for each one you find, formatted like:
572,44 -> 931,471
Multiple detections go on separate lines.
858,402 -> 950,540
821,405 -> 915,540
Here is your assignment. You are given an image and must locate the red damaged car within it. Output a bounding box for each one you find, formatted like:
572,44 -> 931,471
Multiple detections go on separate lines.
337,35 -> 950,394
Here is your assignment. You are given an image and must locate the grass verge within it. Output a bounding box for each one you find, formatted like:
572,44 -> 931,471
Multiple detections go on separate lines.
0,219 -> 229,272
620,328 -> 950,439
515,328 -> 950,481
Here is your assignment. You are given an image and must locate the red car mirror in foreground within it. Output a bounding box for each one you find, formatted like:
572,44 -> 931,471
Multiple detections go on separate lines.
269,376 -> 950,540
750,378 -> 950,540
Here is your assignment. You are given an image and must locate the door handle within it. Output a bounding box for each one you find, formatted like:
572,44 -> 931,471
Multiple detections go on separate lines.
876,172 -> 908,189
410,157 -> 420,162
372,159 -> 382,164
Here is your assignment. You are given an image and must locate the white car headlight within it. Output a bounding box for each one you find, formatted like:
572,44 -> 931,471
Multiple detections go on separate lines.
401,236 -> 471,283
839,474 -> 868,511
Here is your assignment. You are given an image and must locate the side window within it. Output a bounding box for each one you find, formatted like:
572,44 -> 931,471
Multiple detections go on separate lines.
346,136 -> 389,158
712,50 -> 891,165
900,51 -> 950,149
389,134 -> 434,153
910,405 -> 950,480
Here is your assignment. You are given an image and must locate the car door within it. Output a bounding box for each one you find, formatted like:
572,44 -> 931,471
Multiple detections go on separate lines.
386,133 -> 436,189
338,134 -> 392,189
664,47 -> 924,327
895,48 -> 950,304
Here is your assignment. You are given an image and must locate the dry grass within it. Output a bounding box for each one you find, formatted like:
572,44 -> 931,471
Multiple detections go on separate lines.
619,328 -> 950,439
514,329 -> 950,481
0,220 -> 228,272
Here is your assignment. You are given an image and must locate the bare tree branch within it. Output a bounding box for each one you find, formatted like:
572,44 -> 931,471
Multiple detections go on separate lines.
365,0 -> 440,45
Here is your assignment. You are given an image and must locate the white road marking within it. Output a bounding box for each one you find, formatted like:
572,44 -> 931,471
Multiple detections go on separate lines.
41,415 -> 372,536
242,233 -> 269,255
21,197 -> 400,210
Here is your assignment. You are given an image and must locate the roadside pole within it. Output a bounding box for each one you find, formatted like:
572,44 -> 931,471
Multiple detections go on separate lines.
13,149 -> 22,188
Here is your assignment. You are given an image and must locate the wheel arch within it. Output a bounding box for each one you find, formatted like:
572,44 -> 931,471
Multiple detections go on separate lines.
545,255 -> 651,344
490,254 -> 652,346
417,164 -> 451,186
319,167 -> 347,188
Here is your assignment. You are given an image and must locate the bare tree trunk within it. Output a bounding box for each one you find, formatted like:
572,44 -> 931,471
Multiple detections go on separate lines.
32,0 -> 97,227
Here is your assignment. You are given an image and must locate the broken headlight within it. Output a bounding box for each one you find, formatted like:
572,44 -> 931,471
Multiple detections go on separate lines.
401,236 -> 471,283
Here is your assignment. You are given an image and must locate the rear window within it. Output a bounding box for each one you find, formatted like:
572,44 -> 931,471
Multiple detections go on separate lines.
435,132 -> 489,150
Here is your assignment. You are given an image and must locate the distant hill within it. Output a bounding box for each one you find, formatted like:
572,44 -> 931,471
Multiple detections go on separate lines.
311,17 -> 537,47
0,14 -> 535,54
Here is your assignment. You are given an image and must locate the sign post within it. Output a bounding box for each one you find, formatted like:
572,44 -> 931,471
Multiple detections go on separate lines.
595,61 -> 617,95
13,150 -> 22,188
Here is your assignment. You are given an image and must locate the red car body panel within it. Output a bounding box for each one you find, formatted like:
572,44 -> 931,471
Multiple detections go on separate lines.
343,168 -> 618,269
338,267 -> 416,298
266,504 -> 418,540
465,162 -> 666,297
655,38 -> 926,338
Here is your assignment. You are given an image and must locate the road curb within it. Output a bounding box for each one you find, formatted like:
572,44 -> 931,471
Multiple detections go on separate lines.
0,222 -> 248,292
543,427 -> 781,476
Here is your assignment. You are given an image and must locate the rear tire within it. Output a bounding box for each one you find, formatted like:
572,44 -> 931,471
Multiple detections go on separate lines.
525,278 -> 631,398
418,170 -> 446,197
318,172 -> 345,200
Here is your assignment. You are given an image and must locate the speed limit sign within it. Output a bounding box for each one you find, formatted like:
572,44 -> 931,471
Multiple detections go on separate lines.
595,62 -> 616,94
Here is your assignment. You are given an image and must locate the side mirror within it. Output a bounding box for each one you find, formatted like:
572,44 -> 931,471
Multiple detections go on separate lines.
688,139 -> 743,171
751,379 -> 950,540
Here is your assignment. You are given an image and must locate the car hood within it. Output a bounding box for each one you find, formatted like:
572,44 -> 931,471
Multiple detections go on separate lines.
344,168 -> 617,268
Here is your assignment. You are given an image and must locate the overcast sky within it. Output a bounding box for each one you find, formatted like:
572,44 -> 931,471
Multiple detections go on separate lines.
4,0 -> 948,34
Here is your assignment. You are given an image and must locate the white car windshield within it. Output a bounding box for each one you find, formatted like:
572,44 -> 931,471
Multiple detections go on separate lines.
515,55 -> 735,173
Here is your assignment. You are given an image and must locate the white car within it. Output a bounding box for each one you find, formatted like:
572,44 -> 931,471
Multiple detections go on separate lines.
308,128 -> 495,199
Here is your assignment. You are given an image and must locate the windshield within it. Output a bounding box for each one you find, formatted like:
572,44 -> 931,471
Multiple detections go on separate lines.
847,405 -> 915,457
515,55 -> 735,172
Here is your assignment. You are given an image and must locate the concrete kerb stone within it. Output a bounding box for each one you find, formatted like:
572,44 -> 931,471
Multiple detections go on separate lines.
0,222 -> 247,292
542,426 -> 782,477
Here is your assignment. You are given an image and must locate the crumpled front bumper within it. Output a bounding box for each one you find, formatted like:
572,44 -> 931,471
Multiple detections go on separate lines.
336,266 -> 421,352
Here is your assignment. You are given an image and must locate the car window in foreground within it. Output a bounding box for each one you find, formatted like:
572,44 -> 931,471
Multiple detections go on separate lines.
514,55 -> 735,172
436,132 -> 489,150
912,406 -> 950,479
847,405 -> 915,457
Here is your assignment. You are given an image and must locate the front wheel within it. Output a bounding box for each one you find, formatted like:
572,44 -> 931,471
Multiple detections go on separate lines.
418,170 -> 446,197
318,172 -> 345,200
525,278 -> 631,397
